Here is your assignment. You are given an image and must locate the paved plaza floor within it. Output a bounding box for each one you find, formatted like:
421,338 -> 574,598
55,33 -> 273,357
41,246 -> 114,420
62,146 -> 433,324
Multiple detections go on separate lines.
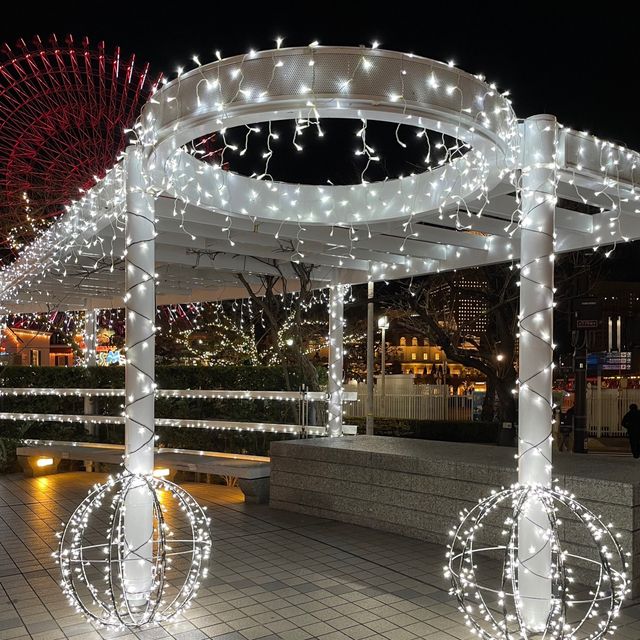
1,472 -> 640,640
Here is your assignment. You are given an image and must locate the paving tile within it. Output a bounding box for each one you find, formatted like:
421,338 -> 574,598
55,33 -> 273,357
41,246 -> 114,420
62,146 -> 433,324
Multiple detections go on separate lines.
0,470 -> 637,640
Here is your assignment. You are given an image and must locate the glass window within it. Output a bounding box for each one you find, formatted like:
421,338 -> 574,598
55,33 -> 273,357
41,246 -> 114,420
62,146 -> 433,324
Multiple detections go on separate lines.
411,353 -> 417,360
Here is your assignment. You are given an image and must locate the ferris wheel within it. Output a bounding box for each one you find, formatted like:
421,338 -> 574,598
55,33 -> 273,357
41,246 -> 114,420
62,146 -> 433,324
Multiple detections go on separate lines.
0,34 -> 159,262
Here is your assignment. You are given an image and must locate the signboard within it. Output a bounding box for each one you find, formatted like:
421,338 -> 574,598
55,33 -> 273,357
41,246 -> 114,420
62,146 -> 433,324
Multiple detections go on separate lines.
572,298 -> 601,330
586,351 -> 631,371
96,345 -> 125,366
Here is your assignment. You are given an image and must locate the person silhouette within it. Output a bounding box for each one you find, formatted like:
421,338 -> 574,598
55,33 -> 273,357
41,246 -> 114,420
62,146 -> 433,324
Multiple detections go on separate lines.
559,405 -> 574,452
621,403 -> 640,459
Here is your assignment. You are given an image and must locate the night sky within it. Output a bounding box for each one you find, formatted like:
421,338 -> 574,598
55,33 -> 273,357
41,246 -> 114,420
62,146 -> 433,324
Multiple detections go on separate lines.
1,3 -> 638,149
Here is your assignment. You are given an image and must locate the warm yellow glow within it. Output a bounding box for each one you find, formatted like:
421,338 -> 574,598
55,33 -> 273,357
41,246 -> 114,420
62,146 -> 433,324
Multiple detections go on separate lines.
35,457 -> 54,468
153,467 -> 171,477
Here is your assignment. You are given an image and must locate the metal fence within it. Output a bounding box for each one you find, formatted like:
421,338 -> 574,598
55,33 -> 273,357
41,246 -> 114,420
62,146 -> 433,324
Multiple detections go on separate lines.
340,383 -> 640,432
587,388 -> 640,437
344,384 -> 473,422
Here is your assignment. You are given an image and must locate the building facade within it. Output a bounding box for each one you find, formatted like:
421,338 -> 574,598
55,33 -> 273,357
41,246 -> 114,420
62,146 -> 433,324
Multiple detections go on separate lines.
386,332 -> 484,393
0,327 -> 75,366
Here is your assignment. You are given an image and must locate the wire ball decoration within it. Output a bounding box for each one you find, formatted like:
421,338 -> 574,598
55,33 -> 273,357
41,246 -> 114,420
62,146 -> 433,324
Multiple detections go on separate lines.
55,472 -> 212,629
445,484 -> 629,640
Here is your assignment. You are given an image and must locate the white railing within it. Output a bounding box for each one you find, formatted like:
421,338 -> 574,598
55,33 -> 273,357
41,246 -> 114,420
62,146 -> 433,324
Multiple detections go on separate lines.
344,384 -> 473,421
587,388 -> 640,437
0,388 -> 358,435
0,388 -> 357,402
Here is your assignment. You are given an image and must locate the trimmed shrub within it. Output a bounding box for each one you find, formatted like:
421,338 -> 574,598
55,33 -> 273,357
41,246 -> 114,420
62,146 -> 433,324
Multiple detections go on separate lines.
0,365 -> 303,472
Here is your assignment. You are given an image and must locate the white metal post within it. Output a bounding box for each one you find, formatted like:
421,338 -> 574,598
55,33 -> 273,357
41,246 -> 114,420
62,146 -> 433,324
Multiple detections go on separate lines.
366,280 -> 374,435
517,115 -> 557,629
380,324 -> 386,416
327,274 -> 345,437
84,304 -> 97,367
596,373 -> 602,437
123,146 -> 156,605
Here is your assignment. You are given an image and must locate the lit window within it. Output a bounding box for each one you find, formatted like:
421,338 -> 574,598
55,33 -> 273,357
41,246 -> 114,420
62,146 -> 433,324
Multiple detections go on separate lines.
411,353 -> 417,360
435,353 -> 440,361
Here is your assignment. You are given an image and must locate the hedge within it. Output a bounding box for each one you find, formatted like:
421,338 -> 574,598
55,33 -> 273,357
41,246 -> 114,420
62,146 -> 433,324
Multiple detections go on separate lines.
0,365 -> 302,424
351,417 -> 501,443
0,365 -> 291,390
0,365 -> 302,472
0,366 -> 501,472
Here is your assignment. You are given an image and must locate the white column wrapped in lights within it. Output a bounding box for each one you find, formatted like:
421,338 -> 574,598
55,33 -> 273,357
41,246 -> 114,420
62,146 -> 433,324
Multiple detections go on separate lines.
84,302 -> 98,435
327,273 -> 345,437
122,145 -> 156,604
56,146 -> 212,629
516,115 -> 557,628
446,115 -> 628,640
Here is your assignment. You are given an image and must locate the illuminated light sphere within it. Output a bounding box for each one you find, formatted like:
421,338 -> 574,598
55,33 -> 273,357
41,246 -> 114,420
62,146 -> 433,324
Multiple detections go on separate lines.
445,484 -> 628,640
56,473 -> 212,629
0,34 -> 160,263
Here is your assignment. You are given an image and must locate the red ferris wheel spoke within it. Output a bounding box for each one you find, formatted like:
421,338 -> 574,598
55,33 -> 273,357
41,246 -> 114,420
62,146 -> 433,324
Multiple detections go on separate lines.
0,34 -> 161,263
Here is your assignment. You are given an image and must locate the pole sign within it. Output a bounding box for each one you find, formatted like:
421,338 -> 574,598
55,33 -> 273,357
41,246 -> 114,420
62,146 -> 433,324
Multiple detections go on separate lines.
572,298 -> 601,331
587,351 -> 631,372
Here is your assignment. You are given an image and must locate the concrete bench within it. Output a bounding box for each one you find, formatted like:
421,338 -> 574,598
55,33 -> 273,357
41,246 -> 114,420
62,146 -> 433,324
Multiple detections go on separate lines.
17,441 -> 271,503
270,436 -> 640,597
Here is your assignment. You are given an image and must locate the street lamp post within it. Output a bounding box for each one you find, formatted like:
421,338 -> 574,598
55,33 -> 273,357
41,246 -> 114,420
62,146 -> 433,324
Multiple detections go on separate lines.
378,315 -> 389,416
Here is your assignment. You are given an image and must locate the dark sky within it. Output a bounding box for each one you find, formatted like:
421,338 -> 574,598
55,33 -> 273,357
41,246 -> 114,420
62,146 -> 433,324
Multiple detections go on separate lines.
1,3 -> 638,150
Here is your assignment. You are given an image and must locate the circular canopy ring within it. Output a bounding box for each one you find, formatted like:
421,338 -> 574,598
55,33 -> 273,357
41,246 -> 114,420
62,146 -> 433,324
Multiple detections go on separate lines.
141,46 -> 518,226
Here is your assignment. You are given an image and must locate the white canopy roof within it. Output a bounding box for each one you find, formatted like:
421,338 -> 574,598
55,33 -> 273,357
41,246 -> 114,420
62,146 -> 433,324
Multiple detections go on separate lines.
1,46 -> 638,312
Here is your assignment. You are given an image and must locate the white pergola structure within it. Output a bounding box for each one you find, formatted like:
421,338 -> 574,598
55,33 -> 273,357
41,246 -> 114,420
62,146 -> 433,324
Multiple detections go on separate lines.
1,46 -> 638,631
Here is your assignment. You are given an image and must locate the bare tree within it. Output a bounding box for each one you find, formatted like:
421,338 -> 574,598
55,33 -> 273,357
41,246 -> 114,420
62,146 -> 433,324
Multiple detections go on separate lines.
391,250 -> 607,423
394,265 -> 519,422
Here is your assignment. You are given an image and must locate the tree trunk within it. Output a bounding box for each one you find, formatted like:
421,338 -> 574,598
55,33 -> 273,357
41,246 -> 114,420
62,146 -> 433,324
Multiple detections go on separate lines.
482,375 -> 496,421
495,372 -> 517,423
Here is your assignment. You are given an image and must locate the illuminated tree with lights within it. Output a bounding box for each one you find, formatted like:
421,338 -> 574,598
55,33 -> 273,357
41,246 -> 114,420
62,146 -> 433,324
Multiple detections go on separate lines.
155,301 -> 259,366
236,261 -> 326,391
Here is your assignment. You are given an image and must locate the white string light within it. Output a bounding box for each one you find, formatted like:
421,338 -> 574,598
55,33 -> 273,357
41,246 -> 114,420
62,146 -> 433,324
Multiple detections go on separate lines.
1,44 -> 639,635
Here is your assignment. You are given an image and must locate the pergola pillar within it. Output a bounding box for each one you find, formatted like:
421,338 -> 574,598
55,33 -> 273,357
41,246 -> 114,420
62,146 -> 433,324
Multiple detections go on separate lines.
123,145 -> 156,604
327,273 -> 345,437
517,114 -> 557,628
